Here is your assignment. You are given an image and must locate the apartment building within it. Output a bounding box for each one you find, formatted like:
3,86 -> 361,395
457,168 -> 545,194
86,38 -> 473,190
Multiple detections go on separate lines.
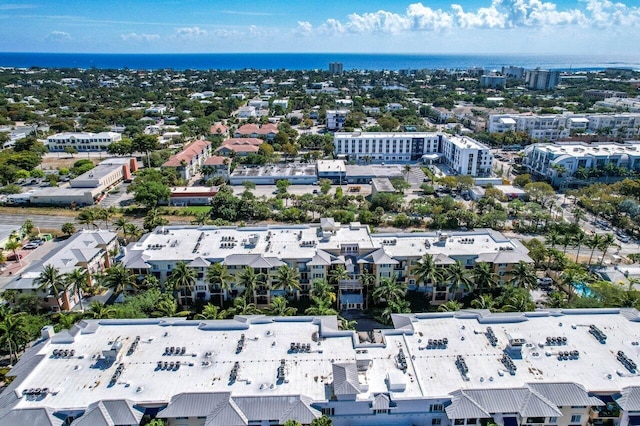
333,132 -> 492,176
524,69 -> 560,90
523,141 -> 640,186
326,110 -> 349,131
489,113 -> 640,141
3,309 -> 640,426
120,220 -> 530,307
161,140 -> 212,180
4,230 -> 118,311
46,131 -> 122,152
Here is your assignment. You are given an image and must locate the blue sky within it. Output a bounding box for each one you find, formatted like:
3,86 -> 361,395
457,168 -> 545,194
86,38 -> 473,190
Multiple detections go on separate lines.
0,0 -> 639,54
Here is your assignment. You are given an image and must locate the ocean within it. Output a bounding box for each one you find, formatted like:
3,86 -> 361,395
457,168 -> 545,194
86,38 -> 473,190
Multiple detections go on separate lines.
0,52 -> 639,72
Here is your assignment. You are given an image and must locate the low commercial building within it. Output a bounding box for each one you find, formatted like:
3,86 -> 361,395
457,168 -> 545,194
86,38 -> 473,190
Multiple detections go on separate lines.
161,140 -> 212,181
523,141 -> 640,186
317,159 -> 347,184
121,220 -> 531,307
165,186 -> 219,206
30,158 -> 137,207
46,132 -> 122,152
229,163 -> 317,185
3,309 -> 640,426
370,177 -> 396,196
3,230 -> 118,310
346,164 -> 404,184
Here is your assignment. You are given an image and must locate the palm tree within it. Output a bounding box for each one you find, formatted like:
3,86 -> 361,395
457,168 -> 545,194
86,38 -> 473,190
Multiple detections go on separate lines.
546,229 -> 561,249
266,296 -> 297,316
305,296 -> 338,316
472,262 -> 498,294
65,268 -> 89,311
379,299 -> 411,325
0,309 -> 27,364
328,265 -> 349,288
229,296 -> 261,316
168,261 -> 197,305
445,261 -> 473,298
101,264 -> 137,296
35,265 -> 68,311
414,254 -> 442,290
4,240 -> 21,266
195,303 -> 227,320
510,261 -> 537,290
598,233 -> 617,265
586,234 -> 603,265
123,223 -> 143,242
470,294 -> 496,311
310,279 -> 336,303
113,217 -> 131,241
86,301 -> 116,319
77,209 -> 98,229
237,267 -> 263,304
502,294 -> 533,312
359,269 -> 376,309
372,276 -> 407,303
206,263 -> 233,305
572,231 -> 587,262
560,233 -> 573,254
152,298 -> 190,317
437,300 -> 462,312
275,265 -> 301,299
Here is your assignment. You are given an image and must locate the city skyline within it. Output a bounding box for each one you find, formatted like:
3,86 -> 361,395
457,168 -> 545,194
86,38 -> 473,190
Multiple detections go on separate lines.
0,0 -> 639,54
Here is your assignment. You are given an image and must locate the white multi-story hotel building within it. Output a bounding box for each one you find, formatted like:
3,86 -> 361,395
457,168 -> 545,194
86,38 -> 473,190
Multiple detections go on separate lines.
523,141 -> 640,186
489,113 -> 640,141
333,132 -> 492,176
121,220 -> 530,308
46,132 -> 122,152
3,309 -> 640,426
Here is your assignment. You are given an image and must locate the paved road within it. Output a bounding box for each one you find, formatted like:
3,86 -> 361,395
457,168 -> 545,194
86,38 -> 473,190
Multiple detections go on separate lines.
0,212 -> 144,231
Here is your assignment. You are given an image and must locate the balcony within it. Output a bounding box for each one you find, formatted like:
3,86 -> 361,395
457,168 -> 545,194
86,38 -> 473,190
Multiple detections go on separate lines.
590,406 -> 620,421
339,279 -> 363,290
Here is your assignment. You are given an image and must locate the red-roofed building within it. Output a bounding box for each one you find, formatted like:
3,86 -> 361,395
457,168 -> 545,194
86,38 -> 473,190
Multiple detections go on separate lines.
210,123 -> 228,136
161,139 -> 211,180
202,155 -> 231,181
215,138 -> 263,157
233,123 -> 279,141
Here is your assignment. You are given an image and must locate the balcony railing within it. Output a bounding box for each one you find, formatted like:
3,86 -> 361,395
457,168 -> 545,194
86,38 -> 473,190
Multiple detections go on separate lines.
339,279 -> 363,290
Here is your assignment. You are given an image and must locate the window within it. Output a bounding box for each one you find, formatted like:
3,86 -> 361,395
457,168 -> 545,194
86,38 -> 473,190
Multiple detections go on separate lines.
432,419 -> 442,425
467,419 -> 477,425
430,404 -> 444,412
322,408 -> 335,416
548,417 -> 558,424
455,419 -> 465,425
570,415 -> 581,423
374,409 -> 389,414
526,417 -> 545,424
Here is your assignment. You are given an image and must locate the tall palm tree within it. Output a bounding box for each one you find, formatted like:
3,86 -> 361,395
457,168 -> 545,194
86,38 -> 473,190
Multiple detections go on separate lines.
328,265 -> 349,294
35,265 -> 68,311
113,216 -> 130,236
472,262 -> 498,294
0,310 -> 27,364
545,229 -> 561,249
359,268 -> 376,309
586,233 -> 602,265
206,263 -> 233,305
414,254 -> 442,290
445,261 -> 473,298
229,296 -> 261,316
304,296 -> 338,316
510,261 -> 537,290
86,301 -> 116,319
65,268 -> 89,311
572,231 -> 587,262
123,223 -> 143,243
77,209 -> 98,229
372,276 -> 407,303
266,296 -> 297,316
195,303 -> 227,320
101,264 -> 137,296
237,267 -> 263,304
275,265 -> 301,299
598,233 -> 617,265
168,261 -> 197,305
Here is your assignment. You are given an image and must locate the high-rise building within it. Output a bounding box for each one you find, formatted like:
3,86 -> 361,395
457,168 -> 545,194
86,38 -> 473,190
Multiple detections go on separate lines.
329,62 -> 344,75
524,69 -> 560,90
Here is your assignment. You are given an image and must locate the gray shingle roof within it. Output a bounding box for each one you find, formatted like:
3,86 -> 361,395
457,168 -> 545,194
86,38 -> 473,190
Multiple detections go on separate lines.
332,363 -> 361,396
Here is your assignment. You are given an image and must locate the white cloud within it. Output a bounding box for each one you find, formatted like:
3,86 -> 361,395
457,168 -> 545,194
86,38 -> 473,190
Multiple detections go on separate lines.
45,31 -> 71,41
294,21 -> 313,36
120,32 -> 160,42
173,26 -> 208,39
304,0 -> 640,36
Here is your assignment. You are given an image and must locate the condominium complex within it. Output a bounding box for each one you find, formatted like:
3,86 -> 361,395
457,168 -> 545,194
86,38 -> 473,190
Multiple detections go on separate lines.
333,132 -> 492,176
3,309 -> 640,426
46,132 -> 122,152
120,220 -> 531,308
524,69 -> 560,90
4,230 -> 118,310
161,139 -> 212,180
488,113 -> 640,141
523,141 -> 640,186
329,61 -> 344,74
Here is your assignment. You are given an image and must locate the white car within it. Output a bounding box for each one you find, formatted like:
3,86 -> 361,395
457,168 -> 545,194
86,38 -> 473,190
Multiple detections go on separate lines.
537,277 -> 553,287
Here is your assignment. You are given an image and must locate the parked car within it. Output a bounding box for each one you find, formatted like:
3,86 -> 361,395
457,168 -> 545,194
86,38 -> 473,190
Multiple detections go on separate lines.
537,277 -> 553,287
6,253 -> 23,261
23,242 -> 39,250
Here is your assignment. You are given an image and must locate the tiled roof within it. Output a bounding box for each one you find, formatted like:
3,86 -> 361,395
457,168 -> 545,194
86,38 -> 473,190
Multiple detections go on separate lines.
215,138 -> 263,154
235,124 -> 278,135
203,155 -> 229,166
162,140 -> 211,167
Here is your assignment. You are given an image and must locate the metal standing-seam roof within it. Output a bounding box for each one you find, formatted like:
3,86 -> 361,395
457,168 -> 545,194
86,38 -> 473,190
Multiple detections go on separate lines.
332,363 -> 361,396
528,383 -> 604,408
0,407 -> 64,426
205,397 -> 247,426
371,393 -> 391,410
616,387 -> 640,411
101,400 -> 145,425
158,392 -> 230,418
456,388 -> 561,417
233,395 -> 319,424
446,391 -> 491,420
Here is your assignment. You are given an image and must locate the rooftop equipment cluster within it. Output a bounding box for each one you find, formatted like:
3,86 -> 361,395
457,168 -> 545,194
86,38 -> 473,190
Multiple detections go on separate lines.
486,327 -> 498,347
109,363 -> 125,386
557,350 -> 580,361
396,348 -> 408,371
426,338 -> 448,349
617,351 -> 637,373
456,355 -> 469,375
229,361 -> 240,383
289,342 -> 311,353
126,336 -> 140,356
52,349 -> 75,358
157,360 -> 181,371
236,334 -> 245,354
501,353 -> 517,375
589,325 -> 608,344
277,359 -> 286,381
546,336 -> 567,346
164,346 -> 187,356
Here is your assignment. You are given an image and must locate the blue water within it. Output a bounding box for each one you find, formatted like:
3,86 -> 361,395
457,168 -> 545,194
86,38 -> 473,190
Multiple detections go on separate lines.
1,52 -> 639,71
574,282 -> 594,298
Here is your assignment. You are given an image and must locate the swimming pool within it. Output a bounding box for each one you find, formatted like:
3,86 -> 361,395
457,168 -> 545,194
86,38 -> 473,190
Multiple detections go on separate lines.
574,282 -> 594,297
